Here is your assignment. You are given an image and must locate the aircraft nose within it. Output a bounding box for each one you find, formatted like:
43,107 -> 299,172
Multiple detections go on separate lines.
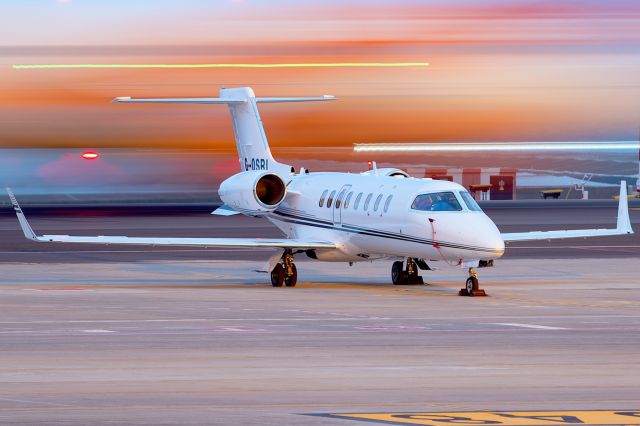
487,218 -> 505,258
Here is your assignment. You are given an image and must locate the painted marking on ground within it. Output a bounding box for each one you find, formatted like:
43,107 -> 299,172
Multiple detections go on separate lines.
209,326 -> 265,332
24,287 -> 91,291
490,322 -> 567,330
0,396 -> 74,407
82,329 -> 115,333
356,325 -> 430,331
321,410 -> 640,426
0,314 -> 638,326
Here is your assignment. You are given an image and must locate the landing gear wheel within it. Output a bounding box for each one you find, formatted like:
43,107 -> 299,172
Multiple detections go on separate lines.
271,264 -> 285,287
465,276 -> 477,296
458,267 -> 487,297
391,261 -> 407,285
284,263 -> 298,287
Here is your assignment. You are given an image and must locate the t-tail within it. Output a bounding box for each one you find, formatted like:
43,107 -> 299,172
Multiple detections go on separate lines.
114,87 -> 335,177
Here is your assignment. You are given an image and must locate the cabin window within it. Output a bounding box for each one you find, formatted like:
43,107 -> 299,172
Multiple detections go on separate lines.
335,189 -> 347,209
327,190 -> 336,208
319,190 -> 328,207
383,195 -> 393,213
363,193 -> 373,210
460,191 -> 482,211
344,192 -> 353,209
354,192 -> 363,210
411,191 -> 462,212
373,194 -> 383,212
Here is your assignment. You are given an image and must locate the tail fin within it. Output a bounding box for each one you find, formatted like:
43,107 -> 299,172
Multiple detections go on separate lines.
221,87 -> 284,175
114,87 -> 335,176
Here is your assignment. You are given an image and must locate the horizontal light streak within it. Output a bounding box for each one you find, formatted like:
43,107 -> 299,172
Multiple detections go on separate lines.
13,62 -> 429,70
354,142 -> 640,152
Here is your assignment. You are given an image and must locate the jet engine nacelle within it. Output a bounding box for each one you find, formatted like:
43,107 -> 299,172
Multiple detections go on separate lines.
219,170 -> 286,215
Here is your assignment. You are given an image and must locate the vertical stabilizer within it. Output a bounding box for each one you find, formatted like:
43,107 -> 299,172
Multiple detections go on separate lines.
219,87 -> 288,175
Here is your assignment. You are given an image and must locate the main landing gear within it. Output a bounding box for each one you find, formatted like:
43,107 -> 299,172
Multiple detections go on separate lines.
391,258 -> 424,285
270,250 -> 298,287
459,267 -> 487,297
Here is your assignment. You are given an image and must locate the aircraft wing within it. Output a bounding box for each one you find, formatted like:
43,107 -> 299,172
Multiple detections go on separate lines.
501,181 -> 634,242
5,189 -> 336,250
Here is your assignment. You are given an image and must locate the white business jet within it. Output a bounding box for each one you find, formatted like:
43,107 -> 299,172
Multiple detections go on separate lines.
6,87 -> 634,296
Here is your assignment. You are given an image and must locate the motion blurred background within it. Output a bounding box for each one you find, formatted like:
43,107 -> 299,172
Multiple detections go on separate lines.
1,0 -> 639,202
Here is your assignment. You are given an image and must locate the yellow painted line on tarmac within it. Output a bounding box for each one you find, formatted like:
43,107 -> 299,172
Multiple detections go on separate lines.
326,410 -> 640,426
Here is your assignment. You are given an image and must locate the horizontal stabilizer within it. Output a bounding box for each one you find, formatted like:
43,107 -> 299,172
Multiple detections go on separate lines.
256,96 -> 335,103
113,95 -> 335,105
113,97 -> 246,104
211,204 -> 240,216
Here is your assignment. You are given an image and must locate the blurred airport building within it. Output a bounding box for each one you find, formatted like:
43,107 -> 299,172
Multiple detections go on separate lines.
0,148 -> 635,206
412,167 -> 517,201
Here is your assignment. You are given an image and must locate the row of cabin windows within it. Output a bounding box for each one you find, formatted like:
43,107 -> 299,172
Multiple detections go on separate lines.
319,189 -> 482,213
319,190 -> 393,213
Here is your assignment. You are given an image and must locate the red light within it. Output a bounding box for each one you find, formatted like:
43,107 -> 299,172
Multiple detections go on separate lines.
81,152 -> 99,160
367,160 -> 373,170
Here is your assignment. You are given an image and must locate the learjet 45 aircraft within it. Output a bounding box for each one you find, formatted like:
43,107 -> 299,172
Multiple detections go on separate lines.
6,87 -> 634,296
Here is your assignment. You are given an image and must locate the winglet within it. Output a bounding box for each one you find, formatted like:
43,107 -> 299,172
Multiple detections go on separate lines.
617,181 -> 633,234
5,188 -> 39,241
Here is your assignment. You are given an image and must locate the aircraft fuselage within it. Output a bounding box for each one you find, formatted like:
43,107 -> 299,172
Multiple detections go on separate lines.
267,172 -> 505,264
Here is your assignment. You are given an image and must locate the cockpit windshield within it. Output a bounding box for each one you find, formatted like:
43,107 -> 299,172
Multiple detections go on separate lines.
460,191 -> 483,212
411,191 -> 462,212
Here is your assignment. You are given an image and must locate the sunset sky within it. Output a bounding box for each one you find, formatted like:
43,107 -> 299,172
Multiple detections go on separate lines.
1,0 -> 640,151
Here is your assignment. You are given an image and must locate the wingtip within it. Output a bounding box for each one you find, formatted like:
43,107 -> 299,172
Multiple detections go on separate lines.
6,187 -> 17,205
112,96 -> 131,103
617,180 -> 633,234
5,189 -> 39,241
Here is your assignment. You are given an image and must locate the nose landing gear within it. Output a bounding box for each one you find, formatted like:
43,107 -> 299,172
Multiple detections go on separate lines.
271,250 -> 298,287
459,267 -> 487,296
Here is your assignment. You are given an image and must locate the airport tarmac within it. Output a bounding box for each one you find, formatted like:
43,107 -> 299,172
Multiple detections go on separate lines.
0,202 -> 638,425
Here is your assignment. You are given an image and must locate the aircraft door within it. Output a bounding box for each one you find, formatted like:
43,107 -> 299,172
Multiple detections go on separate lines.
332,185 -> 351,225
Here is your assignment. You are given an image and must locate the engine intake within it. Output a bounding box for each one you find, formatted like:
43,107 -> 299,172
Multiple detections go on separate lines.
219,170 -> 286,214
255,173 -> 286,207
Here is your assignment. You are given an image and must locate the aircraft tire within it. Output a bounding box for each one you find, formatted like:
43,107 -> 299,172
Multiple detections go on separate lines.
285,263 -> 298,287
391,261 -> 407,285
465,276 -> 478,296
271,264 -> 285,287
